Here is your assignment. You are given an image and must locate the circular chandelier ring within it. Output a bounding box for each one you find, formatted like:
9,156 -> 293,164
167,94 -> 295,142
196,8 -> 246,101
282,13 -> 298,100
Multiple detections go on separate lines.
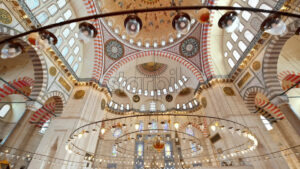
1,6 -> 300,44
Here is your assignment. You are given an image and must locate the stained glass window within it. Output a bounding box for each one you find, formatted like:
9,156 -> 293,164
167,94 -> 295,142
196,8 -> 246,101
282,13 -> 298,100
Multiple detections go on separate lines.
186,127 -> 194,136
112,145 -> 117,156
165,143 -> 171,157
137,144 -> 143,157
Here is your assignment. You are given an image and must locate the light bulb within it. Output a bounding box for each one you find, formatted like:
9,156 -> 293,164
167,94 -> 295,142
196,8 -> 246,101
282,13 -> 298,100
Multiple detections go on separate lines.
210,125 -> 216,132
172,12 -> 191,35
124,15 -> 142,37
135,123 -> 140,130
197,8 -> 210,24
174,122 -> 179,130
100,128 -> 106,134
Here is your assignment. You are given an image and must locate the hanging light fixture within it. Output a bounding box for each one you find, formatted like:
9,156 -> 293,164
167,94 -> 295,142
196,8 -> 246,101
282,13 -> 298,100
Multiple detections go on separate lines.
296,27 -> 300,35
124,14 -> 142,37
37,30 -> 58,49
0,42 -> 23,59
260,14 -> 287,35
79,22 -> 98,43
172,12 -> 191,35
197,8 -> 211,24
174,122 -> 179,130
218,11 -> 240,33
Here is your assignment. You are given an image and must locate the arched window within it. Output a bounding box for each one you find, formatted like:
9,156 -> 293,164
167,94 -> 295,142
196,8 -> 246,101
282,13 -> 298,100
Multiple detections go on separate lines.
260,115 -> 273,131
36,12 -> 48,24
186,126 -> 194,136
137,144 -> 143,157
40,119 -> 50,134
0,104 -> 11,118
112,145 -> 117,157
228,58 -> 235,68
25,0 -> 40,10
48,4 -> 58,16
165,143 -> 171,157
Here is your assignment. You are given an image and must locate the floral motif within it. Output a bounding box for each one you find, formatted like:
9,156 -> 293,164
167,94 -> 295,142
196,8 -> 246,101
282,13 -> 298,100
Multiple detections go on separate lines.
105,39 -> 124,60
180,37 -> 200,58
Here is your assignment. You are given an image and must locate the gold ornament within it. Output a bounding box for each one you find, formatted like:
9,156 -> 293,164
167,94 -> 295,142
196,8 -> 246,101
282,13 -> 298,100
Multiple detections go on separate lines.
74,90 -> 85,99
49,66 -> 57,76
223,87 -> 235,96
252,61 -> 261,71
0,8 -> 12,24
201,97 -> 207,108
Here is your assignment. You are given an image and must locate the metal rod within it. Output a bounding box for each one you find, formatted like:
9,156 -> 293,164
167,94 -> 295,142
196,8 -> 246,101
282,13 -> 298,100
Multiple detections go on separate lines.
0,101 -> 27,103
288,96 -> 300,98
1,6 -> 300,44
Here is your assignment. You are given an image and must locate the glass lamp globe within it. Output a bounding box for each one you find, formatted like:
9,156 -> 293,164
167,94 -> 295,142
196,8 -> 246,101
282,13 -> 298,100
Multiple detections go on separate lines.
261,15 -> 287,36
36,30 -> 58,49
197,8 -> 211,24
172,12 -> 191,35
1,42 -> 23,59
124,15 -> 142,37
296,27 -> 300,35
218,11 -> 240,33
79,22 -> 98,43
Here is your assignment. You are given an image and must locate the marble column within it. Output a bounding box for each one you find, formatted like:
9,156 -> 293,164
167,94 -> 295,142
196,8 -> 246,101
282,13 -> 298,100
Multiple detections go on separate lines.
278,103 -> 300,136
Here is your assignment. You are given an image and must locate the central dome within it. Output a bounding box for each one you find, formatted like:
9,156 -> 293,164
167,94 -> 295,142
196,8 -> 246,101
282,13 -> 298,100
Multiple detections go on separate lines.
99,0 -> 202,48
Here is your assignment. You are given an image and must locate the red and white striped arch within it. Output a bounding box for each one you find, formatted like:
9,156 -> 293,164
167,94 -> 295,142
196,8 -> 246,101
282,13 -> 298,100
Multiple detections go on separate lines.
29,103 -> 56,128
102,51 -> 204,84
254,93 -> 285,120
179,120 -> 209,138
278,71 -> 300,90
0,77 -> 34,101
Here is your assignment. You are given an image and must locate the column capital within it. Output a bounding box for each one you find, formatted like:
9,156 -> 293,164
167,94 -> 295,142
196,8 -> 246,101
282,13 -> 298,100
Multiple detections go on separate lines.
270,95 -> 289,107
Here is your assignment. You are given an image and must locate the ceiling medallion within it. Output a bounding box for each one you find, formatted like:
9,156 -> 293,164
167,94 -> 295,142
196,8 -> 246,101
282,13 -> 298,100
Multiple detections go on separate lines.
201,97 -> 207,108
252,61 -> 261,71
0,8 -> 12,24
104,39 -> 124,60
101,99 -> 106,110
133,95 -> 140,102
136,62 -> 167,76
223,87 -> 235,96
74,90 -> 85,99
166,94 -> 173,102
49,66 -> 57,76
180,37 -> 200,58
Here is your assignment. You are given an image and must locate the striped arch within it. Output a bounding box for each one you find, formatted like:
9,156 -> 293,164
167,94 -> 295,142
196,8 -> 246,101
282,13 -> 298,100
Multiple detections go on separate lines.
178,120 -> 209,138
0,77 -> 34,101
102,51 -> 204,84
201,0 -> 216,78
243,86 -> 284,122
263,21 -> 300,102
0,33 -> 48,102
278,71 -> 300,90
82,0 -> 104,81
29,91 -> 66,127
40,91 -> 66,115
29,103 -> 56,128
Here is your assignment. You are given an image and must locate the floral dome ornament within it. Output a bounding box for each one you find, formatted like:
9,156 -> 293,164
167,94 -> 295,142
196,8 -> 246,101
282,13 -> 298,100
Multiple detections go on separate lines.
0,41 -> 23,59
218,11 -> 240,33
261,14 -> 287,36
79,22 -> 98,43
